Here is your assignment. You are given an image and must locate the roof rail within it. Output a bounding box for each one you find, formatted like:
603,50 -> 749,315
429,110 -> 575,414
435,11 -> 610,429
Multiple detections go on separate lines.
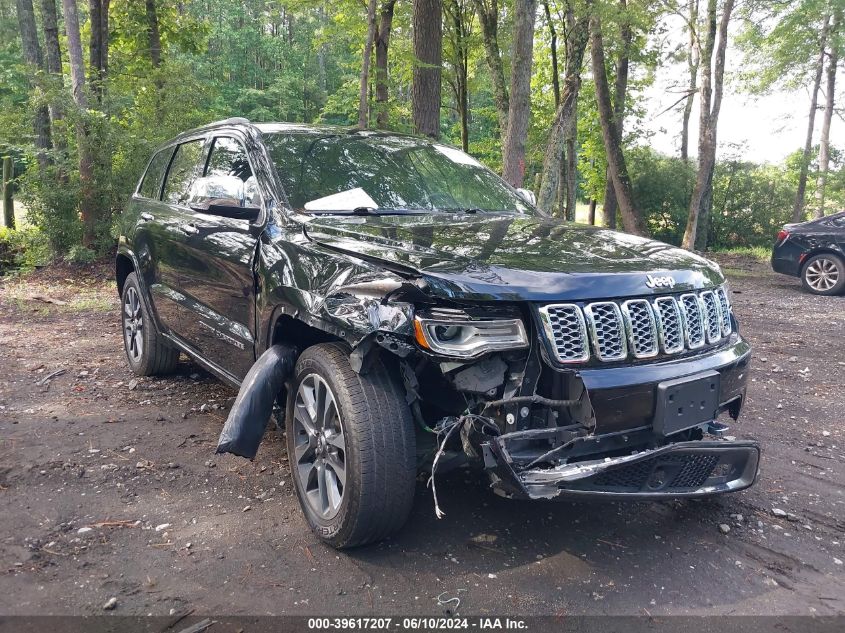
214,116 -> 251,126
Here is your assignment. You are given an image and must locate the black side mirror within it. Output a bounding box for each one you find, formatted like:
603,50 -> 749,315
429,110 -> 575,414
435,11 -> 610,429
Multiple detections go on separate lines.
203,203 -> 261,222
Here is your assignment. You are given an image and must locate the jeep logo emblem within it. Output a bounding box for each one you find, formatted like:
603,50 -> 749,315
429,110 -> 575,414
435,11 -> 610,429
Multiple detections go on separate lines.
646,274 -> 676,289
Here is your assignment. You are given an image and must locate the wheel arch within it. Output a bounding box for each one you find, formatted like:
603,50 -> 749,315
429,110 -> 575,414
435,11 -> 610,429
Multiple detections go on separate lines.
116,252 -> 135,297
268,312 -> 345,352
800,248 -> 845,274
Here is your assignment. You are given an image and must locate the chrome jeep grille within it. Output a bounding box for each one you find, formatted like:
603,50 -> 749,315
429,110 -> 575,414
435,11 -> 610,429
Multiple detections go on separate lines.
585,302 -> 627,361
540,285 -> 733,364
538,304 -> 588,362
700,291 -> 721,343
715,286 -> 732,336
679,293 -> 705,349
654,296 -> 684,353
622,299 -> 658,358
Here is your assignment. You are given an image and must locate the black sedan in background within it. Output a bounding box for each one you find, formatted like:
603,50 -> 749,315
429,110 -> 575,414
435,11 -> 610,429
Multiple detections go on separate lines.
771,211 -> 845,295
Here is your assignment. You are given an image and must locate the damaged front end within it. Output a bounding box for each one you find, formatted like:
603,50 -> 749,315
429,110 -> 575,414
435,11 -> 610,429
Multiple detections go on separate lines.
349,292 -> 758,505
223,229 -> 758,509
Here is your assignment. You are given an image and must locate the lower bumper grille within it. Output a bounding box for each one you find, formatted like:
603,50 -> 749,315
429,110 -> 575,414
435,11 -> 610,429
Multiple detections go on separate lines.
591,453 -> 719,491
504,440 -> 760,500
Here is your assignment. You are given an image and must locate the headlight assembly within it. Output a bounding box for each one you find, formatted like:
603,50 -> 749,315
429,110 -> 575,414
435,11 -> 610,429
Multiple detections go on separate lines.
413,316 -> 528,358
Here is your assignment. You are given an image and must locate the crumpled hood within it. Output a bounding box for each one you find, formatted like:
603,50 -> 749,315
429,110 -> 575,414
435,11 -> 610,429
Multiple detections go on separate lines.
302,213 -> 725,301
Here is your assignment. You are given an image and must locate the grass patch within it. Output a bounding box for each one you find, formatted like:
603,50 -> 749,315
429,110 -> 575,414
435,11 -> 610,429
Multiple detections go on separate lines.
721,267 -> 758,279
709,245 -> 770,263
0,277 -> 115,314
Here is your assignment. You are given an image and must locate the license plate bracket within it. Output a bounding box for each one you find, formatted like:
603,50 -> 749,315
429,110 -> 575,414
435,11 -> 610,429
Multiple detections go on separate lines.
653,370 -> 720,436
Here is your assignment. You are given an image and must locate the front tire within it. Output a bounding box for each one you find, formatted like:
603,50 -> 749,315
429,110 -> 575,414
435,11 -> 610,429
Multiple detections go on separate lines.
286,343 -> 416,548
801,254 -> 845,295
121,272 -> 179,376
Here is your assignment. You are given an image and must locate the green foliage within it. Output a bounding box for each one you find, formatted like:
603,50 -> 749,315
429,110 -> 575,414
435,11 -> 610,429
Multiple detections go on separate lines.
0,225 -> 52,274
18,157 -> 82,253
2,0 -> 844,262
710,245 -> 771,262
736,0 -> 835,94
628,147 -> 694,243
626,147 -> 828,249
65,244 -> 97,264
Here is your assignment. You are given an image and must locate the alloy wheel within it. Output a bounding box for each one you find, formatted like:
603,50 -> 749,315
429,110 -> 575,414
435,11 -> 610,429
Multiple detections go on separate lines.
805,257 -> 840,292
292,374 -> 347,519
123,287 -> 144,362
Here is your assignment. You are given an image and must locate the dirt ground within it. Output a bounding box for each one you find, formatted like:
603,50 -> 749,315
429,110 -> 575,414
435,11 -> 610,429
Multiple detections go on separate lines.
0,255 -> 843,617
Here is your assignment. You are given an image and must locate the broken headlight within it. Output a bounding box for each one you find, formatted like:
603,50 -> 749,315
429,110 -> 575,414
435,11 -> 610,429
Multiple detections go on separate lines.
413,316 -> 528,358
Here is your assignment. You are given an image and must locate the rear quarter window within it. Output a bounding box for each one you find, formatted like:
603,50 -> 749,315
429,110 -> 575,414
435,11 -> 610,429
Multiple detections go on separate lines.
137,149 -> 172,199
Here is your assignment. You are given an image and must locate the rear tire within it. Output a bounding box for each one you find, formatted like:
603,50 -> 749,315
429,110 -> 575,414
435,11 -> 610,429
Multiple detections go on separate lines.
121,272 -> 179,376
286,343 -> 416,548
801,254 -> 845,295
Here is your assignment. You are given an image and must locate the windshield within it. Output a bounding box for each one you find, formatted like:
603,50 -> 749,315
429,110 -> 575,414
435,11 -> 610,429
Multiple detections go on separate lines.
264,132 -> 534,214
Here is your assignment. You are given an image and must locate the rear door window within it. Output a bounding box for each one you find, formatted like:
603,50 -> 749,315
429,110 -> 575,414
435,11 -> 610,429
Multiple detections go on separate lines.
138,149 -> 172,199
162,139 -> 205,206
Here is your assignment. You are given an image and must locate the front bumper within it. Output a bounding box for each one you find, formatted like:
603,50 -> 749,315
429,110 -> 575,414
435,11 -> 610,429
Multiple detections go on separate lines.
486,438 -> 760,500
577,335 -> 751,434
479,335 -> 758,500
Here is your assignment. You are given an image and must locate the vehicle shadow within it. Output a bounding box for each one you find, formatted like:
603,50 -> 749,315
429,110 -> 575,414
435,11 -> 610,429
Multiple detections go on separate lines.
341,468 -> 763,612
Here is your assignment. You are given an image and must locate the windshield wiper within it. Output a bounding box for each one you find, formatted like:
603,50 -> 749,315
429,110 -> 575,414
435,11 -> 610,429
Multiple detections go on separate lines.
441,207 -> 516,215
307,207 -> 427,216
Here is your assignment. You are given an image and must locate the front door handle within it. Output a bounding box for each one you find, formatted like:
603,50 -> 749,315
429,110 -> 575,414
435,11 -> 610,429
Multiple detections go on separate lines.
140,212 -> 154,222
180,223 -> 199,235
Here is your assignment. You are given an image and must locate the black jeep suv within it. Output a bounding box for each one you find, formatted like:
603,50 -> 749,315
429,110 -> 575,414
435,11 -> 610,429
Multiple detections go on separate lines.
116,118 -> 758,548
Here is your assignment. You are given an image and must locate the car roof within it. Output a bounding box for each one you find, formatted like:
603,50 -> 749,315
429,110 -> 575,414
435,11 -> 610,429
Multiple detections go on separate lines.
152,119 -> 452,160
169,118 -> 424,141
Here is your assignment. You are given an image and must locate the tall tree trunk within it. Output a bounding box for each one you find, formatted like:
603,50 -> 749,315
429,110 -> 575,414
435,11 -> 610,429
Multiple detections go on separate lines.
543,1 -> 560,108
792,13 -> 829,222
564,110 -> 577,219
501,0 -> 538,188
542,0 -> 562,215
563,4 -> 583,221
146,0 -> 162,68
683,0 -> 734,250
537,9 -> 588,216
41,0 -> 64,129
681,0 -> 699,162
814,9 -> 840,219
445,0 -> 470,151
88,0 -> 109,101
15,0 -> 52,169
601,0 -> 632,229
412,0 -> 442,138
374,0 -> 397,128
102,0 -> 111,76
359,0 -> 379,129
590,12 -> 645,236
2,157 -> 14,230
62,0 -> 98,247
471,0 -> 508,137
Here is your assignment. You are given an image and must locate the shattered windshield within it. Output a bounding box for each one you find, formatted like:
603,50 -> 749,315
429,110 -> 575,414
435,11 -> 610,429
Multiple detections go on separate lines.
264,132 -> 534,215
